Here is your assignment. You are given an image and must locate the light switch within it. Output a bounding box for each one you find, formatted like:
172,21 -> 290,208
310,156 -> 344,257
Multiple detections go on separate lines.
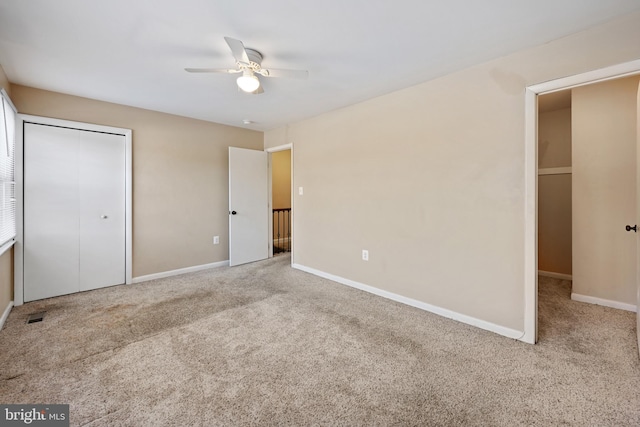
299,187 -> 304,195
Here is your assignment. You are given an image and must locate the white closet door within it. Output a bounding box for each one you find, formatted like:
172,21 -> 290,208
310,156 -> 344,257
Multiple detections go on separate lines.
24,123 -> 126,301
79,131 -> 126,291
24,124 -> 80,301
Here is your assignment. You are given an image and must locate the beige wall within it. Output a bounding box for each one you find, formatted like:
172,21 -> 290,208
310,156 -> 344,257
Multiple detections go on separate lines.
0,64 -> 13,317
265,127 -> 288,151
572,76 -> 640,306
538,175 -> 572,276
266,11 -> 640,331
0,250 -> 12,317
539,108 -> 572,169
538,108 -> 572,275
11,85 -> 263,277
272,150 -> 291,209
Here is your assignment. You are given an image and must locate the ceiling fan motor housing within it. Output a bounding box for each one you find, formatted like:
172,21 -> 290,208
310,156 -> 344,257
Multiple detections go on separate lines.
241,48 -> 263,71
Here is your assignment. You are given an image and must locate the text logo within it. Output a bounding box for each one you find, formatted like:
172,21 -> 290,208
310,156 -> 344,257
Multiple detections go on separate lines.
0,405 -> 69,426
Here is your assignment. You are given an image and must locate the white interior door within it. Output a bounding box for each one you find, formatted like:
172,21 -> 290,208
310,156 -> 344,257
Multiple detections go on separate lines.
229,147 -> 268,266
572,79 -> 638,308
636,79 -> 640,356
24,123 -> 126,301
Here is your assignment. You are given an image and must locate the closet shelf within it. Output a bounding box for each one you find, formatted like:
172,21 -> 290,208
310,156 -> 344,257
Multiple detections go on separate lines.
538,167 -> 572,176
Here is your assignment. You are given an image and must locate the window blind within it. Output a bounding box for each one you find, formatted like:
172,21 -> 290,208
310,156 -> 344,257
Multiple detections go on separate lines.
0,90 -> 16,247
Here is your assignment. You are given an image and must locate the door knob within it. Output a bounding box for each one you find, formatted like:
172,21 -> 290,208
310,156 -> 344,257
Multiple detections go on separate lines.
625,225 -> 637,232
231,211 -> 237,215
101,215 -> 108,219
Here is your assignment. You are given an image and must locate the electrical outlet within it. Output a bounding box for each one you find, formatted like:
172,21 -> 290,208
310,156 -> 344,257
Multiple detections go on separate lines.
362,250 -> 369,261
213,236 -> 219,245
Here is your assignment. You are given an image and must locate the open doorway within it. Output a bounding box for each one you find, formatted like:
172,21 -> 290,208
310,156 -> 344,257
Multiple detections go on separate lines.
536,90 -> 573,340
537,90 -> 574,340
521,61 -> 640,343
267,144 -> 293,260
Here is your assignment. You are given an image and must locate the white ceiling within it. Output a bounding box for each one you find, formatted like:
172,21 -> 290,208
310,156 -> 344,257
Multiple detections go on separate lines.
1,1 -> 639,131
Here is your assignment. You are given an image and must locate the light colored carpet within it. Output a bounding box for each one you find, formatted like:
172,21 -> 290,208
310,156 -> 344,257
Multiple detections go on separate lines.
1,256 -> 639,426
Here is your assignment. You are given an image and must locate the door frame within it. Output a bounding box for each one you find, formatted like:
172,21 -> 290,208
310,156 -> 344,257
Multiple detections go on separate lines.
523,59 -> 640,344
266,143 -> 293,263
14,114 -> 133,306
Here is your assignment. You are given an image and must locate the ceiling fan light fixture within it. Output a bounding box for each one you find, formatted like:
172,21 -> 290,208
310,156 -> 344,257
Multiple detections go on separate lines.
186,37 -> 308,95
237,72 -> 260,93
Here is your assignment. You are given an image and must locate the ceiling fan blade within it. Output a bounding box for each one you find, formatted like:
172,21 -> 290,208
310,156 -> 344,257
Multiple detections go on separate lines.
259,68 -> 308,79
224,37 -> 250,65
185,68 -> 241,74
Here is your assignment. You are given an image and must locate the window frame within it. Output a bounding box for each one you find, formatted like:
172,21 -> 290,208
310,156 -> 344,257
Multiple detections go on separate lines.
0,89 -> 17,256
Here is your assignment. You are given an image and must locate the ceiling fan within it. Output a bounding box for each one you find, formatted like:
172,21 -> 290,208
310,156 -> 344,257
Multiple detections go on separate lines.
185,37 -> 308,94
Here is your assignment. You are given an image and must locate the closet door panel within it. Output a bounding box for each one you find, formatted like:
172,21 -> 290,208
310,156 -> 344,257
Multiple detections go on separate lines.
24,124 -> 80,301
78,131 -> 126,291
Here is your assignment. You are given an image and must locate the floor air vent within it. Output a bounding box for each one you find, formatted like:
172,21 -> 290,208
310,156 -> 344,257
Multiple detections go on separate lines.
27,312 -> 46,324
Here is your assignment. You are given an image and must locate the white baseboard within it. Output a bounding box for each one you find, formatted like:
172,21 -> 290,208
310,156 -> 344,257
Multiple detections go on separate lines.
571,293 -> 637,312
132,260 -> 229,284
0,301 -> 13,331
538,270 -> 572,280
292,263 -> 525,341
